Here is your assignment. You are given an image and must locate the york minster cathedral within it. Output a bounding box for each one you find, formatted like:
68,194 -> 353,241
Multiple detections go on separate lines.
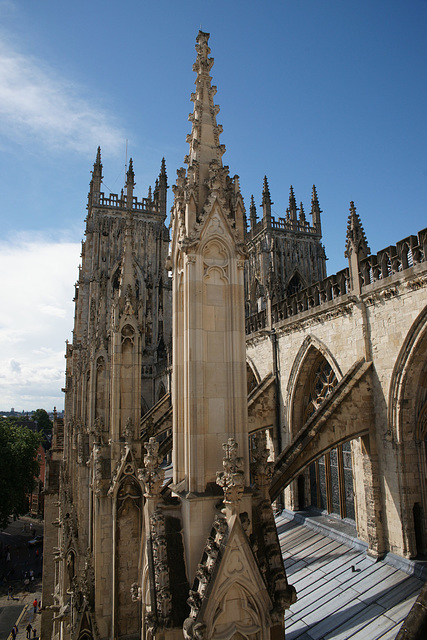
41,31 -> 427,640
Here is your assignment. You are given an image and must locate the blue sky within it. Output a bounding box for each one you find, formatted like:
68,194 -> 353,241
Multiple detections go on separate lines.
0,0 -> 426,411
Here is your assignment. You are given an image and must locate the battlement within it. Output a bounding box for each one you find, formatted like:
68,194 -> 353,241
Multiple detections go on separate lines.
247,214 -> 320,239
91,191 -> 163,215
359,228 -> 426,288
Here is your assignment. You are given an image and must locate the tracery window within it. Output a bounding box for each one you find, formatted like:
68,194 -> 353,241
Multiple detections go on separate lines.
304,358 -> 338,422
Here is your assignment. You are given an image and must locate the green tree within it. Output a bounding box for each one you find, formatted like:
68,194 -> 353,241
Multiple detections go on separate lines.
0,419 -> 41,529
32,408 -> 53,433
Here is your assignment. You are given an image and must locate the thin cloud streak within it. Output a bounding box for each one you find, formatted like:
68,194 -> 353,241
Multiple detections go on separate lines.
0,36 -> 126,156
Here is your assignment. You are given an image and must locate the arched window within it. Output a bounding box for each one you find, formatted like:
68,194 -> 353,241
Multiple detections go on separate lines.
286,274 -> 304,297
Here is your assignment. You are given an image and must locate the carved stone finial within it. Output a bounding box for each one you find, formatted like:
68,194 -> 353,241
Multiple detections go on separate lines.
345,201 -> 370,259
216,438 -> 245,509
123,416 -> 134,443
250,430 -> 273,495
137,437 -> 165,497
130,582 -> 141,602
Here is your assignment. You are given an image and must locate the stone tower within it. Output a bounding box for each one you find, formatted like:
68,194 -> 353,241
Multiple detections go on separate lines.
135,31 -> 296,639
245,181 -> 327,315
41,153 -> 171,640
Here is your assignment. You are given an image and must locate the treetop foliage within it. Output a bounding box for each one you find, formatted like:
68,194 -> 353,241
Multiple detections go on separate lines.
0,418 -> 41,529
32,408 -> 53,432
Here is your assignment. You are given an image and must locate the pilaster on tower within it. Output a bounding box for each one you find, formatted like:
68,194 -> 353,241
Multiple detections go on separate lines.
119,220 -> 136,303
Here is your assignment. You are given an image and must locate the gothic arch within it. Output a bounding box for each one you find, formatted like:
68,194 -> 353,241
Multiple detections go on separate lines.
285,270 -> 307,297
388,305 -> 427,555
208,580 -> 267,639
388,305 -> 427,443
76,612 -> 94,640
287,336 -> 342,435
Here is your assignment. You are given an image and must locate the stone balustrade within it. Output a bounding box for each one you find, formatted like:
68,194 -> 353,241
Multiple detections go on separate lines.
92,191 -> 161,213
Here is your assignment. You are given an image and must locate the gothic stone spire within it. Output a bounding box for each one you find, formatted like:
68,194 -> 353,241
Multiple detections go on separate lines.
250,194 -> 257,229
311,184 -> 322,234
345,201 -> 370,295
262,176 -> 272,224
125,158 -> 135,208
345,201 -> 370,259
185,30 -> 226,210
89,146 -> 103,199
289,185 -> 297,223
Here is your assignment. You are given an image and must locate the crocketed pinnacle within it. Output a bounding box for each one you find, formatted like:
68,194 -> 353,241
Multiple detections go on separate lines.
311,185 -> 322,234
185,30 -> 225,196
345,201 -> 370,258
90,146 -> 103,194
250,194 -> 257,227
289,186 -> 297,221
262,176 -> 272,206
125,158 -> 135,209
159,157 -> 168,186
126,158 -> 135,188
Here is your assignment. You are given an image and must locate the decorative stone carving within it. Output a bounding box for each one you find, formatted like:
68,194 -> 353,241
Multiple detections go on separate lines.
124,416 -> 134,443
251,430 -> 274,494
183,618 -> 207,640
216,438 -> 245,509
137,437 -> 165,498
149,510 -> 173,628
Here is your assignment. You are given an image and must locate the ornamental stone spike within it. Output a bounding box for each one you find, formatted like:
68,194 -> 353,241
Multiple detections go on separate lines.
289,185 -> 297,222
89,146 -> 103,200
311,184 -> 322,234
186,30 -> 226,210
125,157 -> 135,207
345,201 -> 370,295
137,436 -> 165,498
216,438 -> 245,516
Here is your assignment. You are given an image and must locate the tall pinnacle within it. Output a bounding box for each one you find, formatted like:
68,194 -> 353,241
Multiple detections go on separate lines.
90,146 -> 103,196
125,158 -> 135,208
311,185 -> 322,234
250,194 -> 257,228
185,31 -> 225,205
289,186 -> 297,223
345,201 -> 370,259
262,176 -> 272,224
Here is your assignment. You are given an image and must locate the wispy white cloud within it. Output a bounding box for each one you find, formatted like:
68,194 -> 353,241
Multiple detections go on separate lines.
0,237 -> 80,411
0,34 -> 126,156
